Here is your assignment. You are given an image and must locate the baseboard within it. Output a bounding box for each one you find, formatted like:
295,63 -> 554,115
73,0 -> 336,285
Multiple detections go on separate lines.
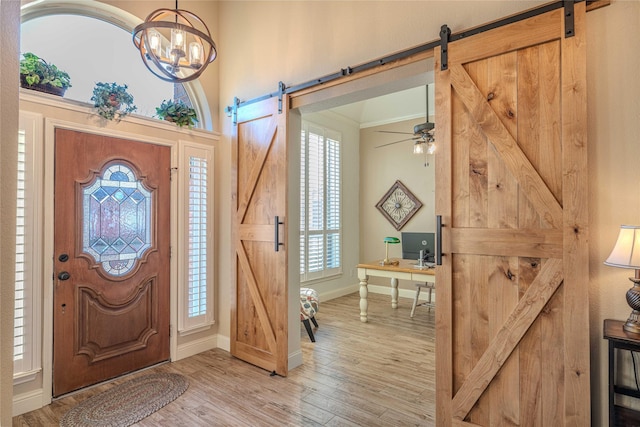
318,284 -> 359,301
175,335 -> 218,361
288,349 -> 303,370
216,334 -> 230,352
13,389 -> 43,417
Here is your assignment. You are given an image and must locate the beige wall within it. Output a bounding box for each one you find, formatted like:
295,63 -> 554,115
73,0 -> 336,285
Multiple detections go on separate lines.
360,118 -> 436,291
587,1 -> 640,423
2,1 -> 638,425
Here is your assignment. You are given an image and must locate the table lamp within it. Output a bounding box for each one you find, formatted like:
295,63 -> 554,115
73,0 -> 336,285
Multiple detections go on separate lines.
604,225 -> 640,334
382,237 -> 400,265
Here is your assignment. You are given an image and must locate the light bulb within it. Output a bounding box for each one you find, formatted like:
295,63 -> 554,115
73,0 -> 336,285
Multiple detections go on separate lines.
427,143 -> 436,155
148,30 -> 162,58
189,42 -> 203,67
413,142 -> 424,155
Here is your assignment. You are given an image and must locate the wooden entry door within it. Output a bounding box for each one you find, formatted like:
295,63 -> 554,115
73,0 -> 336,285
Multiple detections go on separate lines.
53,129 -> 171,396
434,3 -> 589,426
231,96 -> 288,376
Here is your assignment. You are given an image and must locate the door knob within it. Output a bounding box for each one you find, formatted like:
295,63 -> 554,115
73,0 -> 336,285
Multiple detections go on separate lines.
58,271 -> 71,281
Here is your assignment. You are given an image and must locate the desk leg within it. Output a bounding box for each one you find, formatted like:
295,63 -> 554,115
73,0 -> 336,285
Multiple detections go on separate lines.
359,276 -> 369,323
391,278 -> 398,309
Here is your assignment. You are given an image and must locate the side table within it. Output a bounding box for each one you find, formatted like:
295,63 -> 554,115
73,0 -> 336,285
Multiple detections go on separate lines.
604,319 -> 640,426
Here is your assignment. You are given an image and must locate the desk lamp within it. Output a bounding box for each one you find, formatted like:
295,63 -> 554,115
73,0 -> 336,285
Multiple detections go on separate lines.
382,237 -> 400,265
605,225 -> 640,334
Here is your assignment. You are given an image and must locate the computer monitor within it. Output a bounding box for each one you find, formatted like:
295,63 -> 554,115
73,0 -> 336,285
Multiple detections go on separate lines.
401,232 -> 435,261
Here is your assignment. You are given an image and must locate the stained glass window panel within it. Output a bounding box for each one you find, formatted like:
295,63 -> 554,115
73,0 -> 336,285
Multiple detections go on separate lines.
82,163 -> 152,276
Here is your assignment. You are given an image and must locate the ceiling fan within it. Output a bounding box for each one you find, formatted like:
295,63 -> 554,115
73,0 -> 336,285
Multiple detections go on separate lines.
375,84 -> 435,155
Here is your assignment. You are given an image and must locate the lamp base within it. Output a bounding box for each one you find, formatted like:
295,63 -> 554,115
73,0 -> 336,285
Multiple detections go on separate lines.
624,311 -> 640,334
624,278 -> 640,334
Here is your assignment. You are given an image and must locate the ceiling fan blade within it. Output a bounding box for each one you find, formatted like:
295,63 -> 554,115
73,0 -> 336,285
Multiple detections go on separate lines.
375,137 -> 418,148
375,130 -> 414,135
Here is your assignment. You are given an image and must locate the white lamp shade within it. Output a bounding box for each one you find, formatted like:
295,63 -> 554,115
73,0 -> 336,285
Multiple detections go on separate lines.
604,225 -> 640,269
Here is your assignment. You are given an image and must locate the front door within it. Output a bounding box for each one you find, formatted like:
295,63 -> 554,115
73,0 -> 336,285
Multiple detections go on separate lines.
435,3 -> 589,426
231,96 -> 289,376
53,129 -> 171,396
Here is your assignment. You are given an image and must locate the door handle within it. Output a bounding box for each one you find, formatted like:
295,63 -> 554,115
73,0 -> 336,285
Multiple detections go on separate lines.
58,271 -> 71,281
436,215 -> 443,266
274,216 -> 284,252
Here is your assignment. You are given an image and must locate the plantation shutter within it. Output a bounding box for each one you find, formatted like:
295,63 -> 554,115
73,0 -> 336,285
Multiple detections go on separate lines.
300,123 -> 341,282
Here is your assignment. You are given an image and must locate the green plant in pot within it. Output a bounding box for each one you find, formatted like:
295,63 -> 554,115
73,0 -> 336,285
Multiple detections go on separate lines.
155,99 -> 199,128
91,82 -> 137,122
19,52 -> 71,96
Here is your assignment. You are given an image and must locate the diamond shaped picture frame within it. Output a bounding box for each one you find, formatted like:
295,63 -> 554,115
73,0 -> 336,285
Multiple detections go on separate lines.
375,180 -> 422,231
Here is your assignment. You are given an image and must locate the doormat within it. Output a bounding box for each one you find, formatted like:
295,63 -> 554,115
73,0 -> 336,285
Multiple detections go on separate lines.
60,373 -> 189,427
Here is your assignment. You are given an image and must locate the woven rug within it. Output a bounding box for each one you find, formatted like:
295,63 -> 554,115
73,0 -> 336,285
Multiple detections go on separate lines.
60,373 -> 189,427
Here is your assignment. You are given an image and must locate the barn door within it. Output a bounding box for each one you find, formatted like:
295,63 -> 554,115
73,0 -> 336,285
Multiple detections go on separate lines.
434,3 -> 588,426
231,96 -> 289,376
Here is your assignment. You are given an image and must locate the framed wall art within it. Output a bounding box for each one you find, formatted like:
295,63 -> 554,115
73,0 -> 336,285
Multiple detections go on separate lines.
375,180 -> 422,231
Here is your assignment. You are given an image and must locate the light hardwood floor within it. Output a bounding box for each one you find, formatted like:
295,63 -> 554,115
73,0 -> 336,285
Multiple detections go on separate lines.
13,291 -> 436,426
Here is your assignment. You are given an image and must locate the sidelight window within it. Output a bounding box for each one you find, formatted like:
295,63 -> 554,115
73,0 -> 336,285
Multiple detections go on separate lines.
14,112 -> 43,383
178,144 -> 214,333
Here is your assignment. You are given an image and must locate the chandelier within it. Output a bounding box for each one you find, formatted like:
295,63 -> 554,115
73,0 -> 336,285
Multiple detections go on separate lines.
133,2 -> 217,83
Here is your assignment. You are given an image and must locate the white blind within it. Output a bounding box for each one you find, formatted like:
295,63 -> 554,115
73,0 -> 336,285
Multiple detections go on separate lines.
188,155 -> 207,318
300,123 -> 342,282
14,112 -> 42,383
179,143 -> 214,333
14,131 -> 26,368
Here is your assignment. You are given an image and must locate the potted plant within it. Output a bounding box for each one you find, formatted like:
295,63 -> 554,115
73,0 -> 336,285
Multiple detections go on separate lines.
19,52 -> 71,96
155,99 -> 198,128
91,82 -> 137,122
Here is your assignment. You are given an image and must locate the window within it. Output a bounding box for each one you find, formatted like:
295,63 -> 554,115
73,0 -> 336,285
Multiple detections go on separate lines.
14,112 -> 43,383
178,143 -> 214,333
300,122 -> 342,282
20,3 -> 211,129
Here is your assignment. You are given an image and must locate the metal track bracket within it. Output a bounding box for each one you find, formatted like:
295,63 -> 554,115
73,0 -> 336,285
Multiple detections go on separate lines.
564,0 -> 575,38
440,25 -> 451,71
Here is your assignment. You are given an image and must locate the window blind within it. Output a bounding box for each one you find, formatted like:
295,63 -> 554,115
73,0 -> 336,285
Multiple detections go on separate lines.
300,123 -> 342,282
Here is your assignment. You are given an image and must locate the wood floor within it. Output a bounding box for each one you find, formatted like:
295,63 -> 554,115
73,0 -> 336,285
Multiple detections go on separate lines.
13,291 -> 436,426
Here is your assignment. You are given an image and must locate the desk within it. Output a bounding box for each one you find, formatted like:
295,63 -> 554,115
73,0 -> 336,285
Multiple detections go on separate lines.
356,259 -> 435,323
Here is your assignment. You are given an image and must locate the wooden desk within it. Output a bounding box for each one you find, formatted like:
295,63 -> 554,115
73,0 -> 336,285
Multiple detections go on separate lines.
356,259 -> 435,323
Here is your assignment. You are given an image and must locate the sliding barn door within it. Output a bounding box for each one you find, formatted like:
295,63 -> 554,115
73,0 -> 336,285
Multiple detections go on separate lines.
231,96 -> 289,376
435,3 -> 588,426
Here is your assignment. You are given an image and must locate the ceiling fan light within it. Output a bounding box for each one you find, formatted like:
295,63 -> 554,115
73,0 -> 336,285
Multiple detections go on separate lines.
427,142 -> 436,155
413,142 -> 425,155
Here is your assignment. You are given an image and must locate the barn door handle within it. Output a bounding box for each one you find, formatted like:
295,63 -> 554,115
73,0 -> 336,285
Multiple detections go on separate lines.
436,215 -> 443,266
274,216 -> 284,252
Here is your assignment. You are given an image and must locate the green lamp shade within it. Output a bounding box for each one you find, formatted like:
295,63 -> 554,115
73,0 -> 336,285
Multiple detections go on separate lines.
384,237 -> 400,244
